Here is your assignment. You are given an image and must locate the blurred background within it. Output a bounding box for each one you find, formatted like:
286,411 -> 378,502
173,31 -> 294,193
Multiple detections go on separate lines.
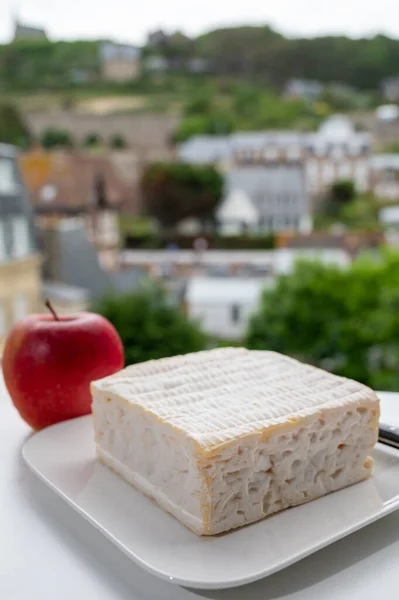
2,1 -> 399,388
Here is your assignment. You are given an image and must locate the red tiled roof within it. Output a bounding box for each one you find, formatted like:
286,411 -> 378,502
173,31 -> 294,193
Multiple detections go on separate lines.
19,150 -> 138,214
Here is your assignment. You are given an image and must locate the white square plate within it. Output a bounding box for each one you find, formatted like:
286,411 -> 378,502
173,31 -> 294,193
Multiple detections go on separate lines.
22,415 -> 399,590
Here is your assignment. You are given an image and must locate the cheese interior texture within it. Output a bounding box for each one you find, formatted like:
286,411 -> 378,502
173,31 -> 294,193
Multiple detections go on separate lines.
91,348 -> 380,535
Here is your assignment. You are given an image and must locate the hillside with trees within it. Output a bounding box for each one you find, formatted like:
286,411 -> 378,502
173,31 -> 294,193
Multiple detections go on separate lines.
151,26 -> 399,91
0,40 -> 100,90
2,26 -> 399,92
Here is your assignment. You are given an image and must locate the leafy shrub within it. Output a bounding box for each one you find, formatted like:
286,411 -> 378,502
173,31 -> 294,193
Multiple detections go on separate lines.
0,103 -> 31,147
246,250 -> 399,390
92,285 -> 206,365
83,132 -> 102,147
109,134 -> 127,149
41,127 -> 74,149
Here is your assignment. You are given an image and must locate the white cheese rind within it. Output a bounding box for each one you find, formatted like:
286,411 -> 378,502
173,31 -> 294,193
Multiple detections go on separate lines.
91,348 -> 379,535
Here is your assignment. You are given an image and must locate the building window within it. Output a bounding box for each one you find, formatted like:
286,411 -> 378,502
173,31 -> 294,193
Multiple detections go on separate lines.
287,146 -> 301,161
13,293 -> 28,323
12,217 -> 30,259
306,160 -> 319,183
231,304 -> 241,324
322,162 -> 335,184
0,158 -> 18,194
265,147 -> 278,160
338,162 -> 352,180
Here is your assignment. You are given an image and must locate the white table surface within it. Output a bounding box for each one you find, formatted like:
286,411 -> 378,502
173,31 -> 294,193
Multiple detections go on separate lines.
2,377 -> 399,600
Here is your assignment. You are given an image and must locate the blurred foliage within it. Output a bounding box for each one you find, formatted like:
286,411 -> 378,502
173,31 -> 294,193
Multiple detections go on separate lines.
119,215 -> 157,237
318,181 -> 383,231
339,195 -> 383,230
2,28 -> 399,94
174,113 -> 234,141
41,127 -> 74,149
119,215 -> 161,248
385,141 -> 399,153
320,85 -> 375,111
0,103 -> 31,147
140,162 -> 223,227
92,285 -> 206,365
246,251 -> 399,390
330,180 -> 357,204
124,232 -> 275,250
174,81 -> 320,141
83,132 -> 102,147
195,27 -> 399,90
109,133 -> 128,149
0,40 -> 100,90
325,180 -> 357,216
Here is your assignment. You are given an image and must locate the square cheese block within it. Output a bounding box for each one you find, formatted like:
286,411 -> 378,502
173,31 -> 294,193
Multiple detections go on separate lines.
91,348 -> 379,536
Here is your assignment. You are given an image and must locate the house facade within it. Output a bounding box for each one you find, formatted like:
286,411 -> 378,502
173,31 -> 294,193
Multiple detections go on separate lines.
370,154 -> 399,201
178,115 -> 373,209
185,277 -> 267,340
13,18 -> 48,42
381,77 -> 399,102
99,42 -> 141,82
284,79 -> 324,102
216,189 -> 259,235
0,144 -> 41,348
221,165 -> 311,234
19,150 -> 133,270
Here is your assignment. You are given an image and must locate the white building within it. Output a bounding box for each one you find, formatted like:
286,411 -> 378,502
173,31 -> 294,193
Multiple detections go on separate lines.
379,205 -> 399,226
376,105 -> 399,122
370,154 -> 399,201
381,77 -> 399,102
184,246 -> 351,340
221,165 -> 310,234
178,116 -> 373,204
99,42 -> 141,81
273,248 -> 351,274
216,189 -> 259,235
185,277 -> 268,340
284,79 -> 324,102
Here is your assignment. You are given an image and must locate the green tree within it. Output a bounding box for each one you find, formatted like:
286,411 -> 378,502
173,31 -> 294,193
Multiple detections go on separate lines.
174,113 -> 234,142
109,134 -> 127,149
324,180 -> 356,216
331,180 -> 356,203
83,132 -> 102,148
184,92 -> 213,116
41,127 -> 74,149
339,194 -> 381,229
0,103 -> 31,147
246,252 -> 399,390
140,162 -> 223,228
92,285 -> 206,365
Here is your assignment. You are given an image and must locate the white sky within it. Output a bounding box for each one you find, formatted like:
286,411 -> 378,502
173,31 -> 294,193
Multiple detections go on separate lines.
0,0 -> 398,45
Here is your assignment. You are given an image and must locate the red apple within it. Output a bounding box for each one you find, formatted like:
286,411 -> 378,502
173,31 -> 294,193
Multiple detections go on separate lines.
2,304 -> 124,430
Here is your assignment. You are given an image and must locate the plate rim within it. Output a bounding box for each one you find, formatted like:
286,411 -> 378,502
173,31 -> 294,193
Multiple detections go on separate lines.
21,416 -> 399,590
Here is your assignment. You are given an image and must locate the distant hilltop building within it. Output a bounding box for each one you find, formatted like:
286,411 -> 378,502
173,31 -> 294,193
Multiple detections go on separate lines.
381,77 -> 399,103
99,41 -> 141,82
284,79 -> 324,102
13,17 -> 48,42
147,29 -> 169,47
